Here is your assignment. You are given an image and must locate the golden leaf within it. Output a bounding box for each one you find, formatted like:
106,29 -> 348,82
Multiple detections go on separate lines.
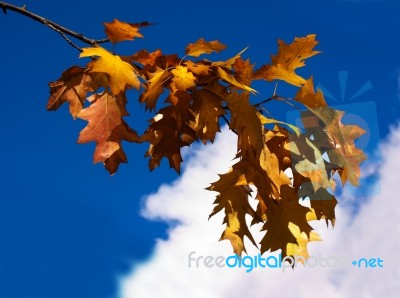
171,66 -> 196,90
185,38 -> 226,57
80,46 -> 140,94
254,34 -> 320,86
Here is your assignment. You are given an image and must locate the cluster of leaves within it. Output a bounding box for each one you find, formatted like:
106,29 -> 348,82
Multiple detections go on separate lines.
46,20 -> 366,260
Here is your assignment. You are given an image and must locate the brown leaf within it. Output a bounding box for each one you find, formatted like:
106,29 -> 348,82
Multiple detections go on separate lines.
131,49 -> 162,66
47,66 -> 93,118
226,93 -> 264,160
190,89 -> 225,143
185,38 -> 226,57
103,121 -> 139,174
260,185 -> 312,257
233,58 -> 254,87
208,170 -> 257,255
184,60 -> 210,76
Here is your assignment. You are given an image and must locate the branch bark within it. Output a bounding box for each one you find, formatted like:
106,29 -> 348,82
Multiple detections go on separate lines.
0,2 -> 109,51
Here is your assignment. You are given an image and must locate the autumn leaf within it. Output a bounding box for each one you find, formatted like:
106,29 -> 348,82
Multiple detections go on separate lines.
305,107 -> 367,185
104,19 -> 144,43
171,65 -> 196,90
233,58 -> 254,87
217,67 -> 257,94
293,137 -> 334,192
286,222 -> 321,260
139,67 -> 171,111
212,47 -> 248,69
131,49 -> 162,66
80,46 -> 140,94
208,170 -> 257,255
226,92 -> 264,160
254,34 -> 320,86
141,106 -> 187,173
77,92 -> 123,163
47,66 -> 93,118
185,38 -> 226,57
260,185 -> 312,257
184,60 -> 210,76
190,88 -> 225,143
103,120 -> 139,174
41,27 -> 367,265
295,76 -> 327,108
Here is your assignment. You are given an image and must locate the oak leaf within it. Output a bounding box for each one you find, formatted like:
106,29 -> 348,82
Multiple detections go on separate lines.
80,46 -> 140,94
286,222 -> 321,260
139,68 -> 171,111
77,92 -> 122,163
104,19 -> 144,43
140,97 -> 193,173
208,170 -> 257,255
226,93 -> 264,160
185,38 -> 226,57
295,76 -> 327,108
307,107 -> 366,185
260,185 -> 312,257
47,66 -> 93,118
254,34 -> 319,86
103,121 -> 139,175
171,66 -> 196,90
184,60 -> 210,76
190,89 -> 225,143
217,67 -> 257,94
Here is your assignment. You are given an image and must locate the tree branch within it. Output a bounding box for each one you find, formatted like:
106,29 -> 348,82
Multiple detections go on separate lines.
0,2 -> 109,50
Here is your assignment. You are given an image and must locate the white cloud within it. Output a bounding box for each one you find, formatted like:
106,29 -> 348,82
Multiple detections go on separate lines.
119,125 -> 400,298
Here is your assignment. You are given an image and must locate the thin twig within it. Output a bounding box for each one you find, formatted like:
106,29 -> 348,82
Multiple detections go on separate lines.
47,23 -> 82,52
253,96 -> 275,107
0,2 -> 109,51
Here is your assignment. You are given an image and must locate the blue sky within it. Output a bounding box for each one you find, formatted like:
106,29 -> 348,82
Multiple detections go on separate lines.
0,0 -> 399,297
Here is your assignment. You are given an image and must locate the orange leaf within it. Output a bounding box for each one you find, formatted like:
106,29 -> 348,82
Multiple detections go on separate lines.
104,19 -> 144,43
295,76 -> 327,108
185,38 -> 226,57
254,34 -> 320,86
77,92 -> 121,145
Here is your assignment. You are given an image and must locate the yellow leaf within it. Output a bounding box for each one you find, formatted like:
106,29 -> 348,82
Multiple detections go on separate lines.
254,34 -> 320,86
140,68 -> 171,111
258,114 -> 301,136
104,19 -> 143,43
185,38 -> 226,57
171,66 -> 196,90
218,67 -> 257,94
286,222 -> 321,261
295,76 -> 327,108
80,46 -> 140,94
212,47 -> 248,69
